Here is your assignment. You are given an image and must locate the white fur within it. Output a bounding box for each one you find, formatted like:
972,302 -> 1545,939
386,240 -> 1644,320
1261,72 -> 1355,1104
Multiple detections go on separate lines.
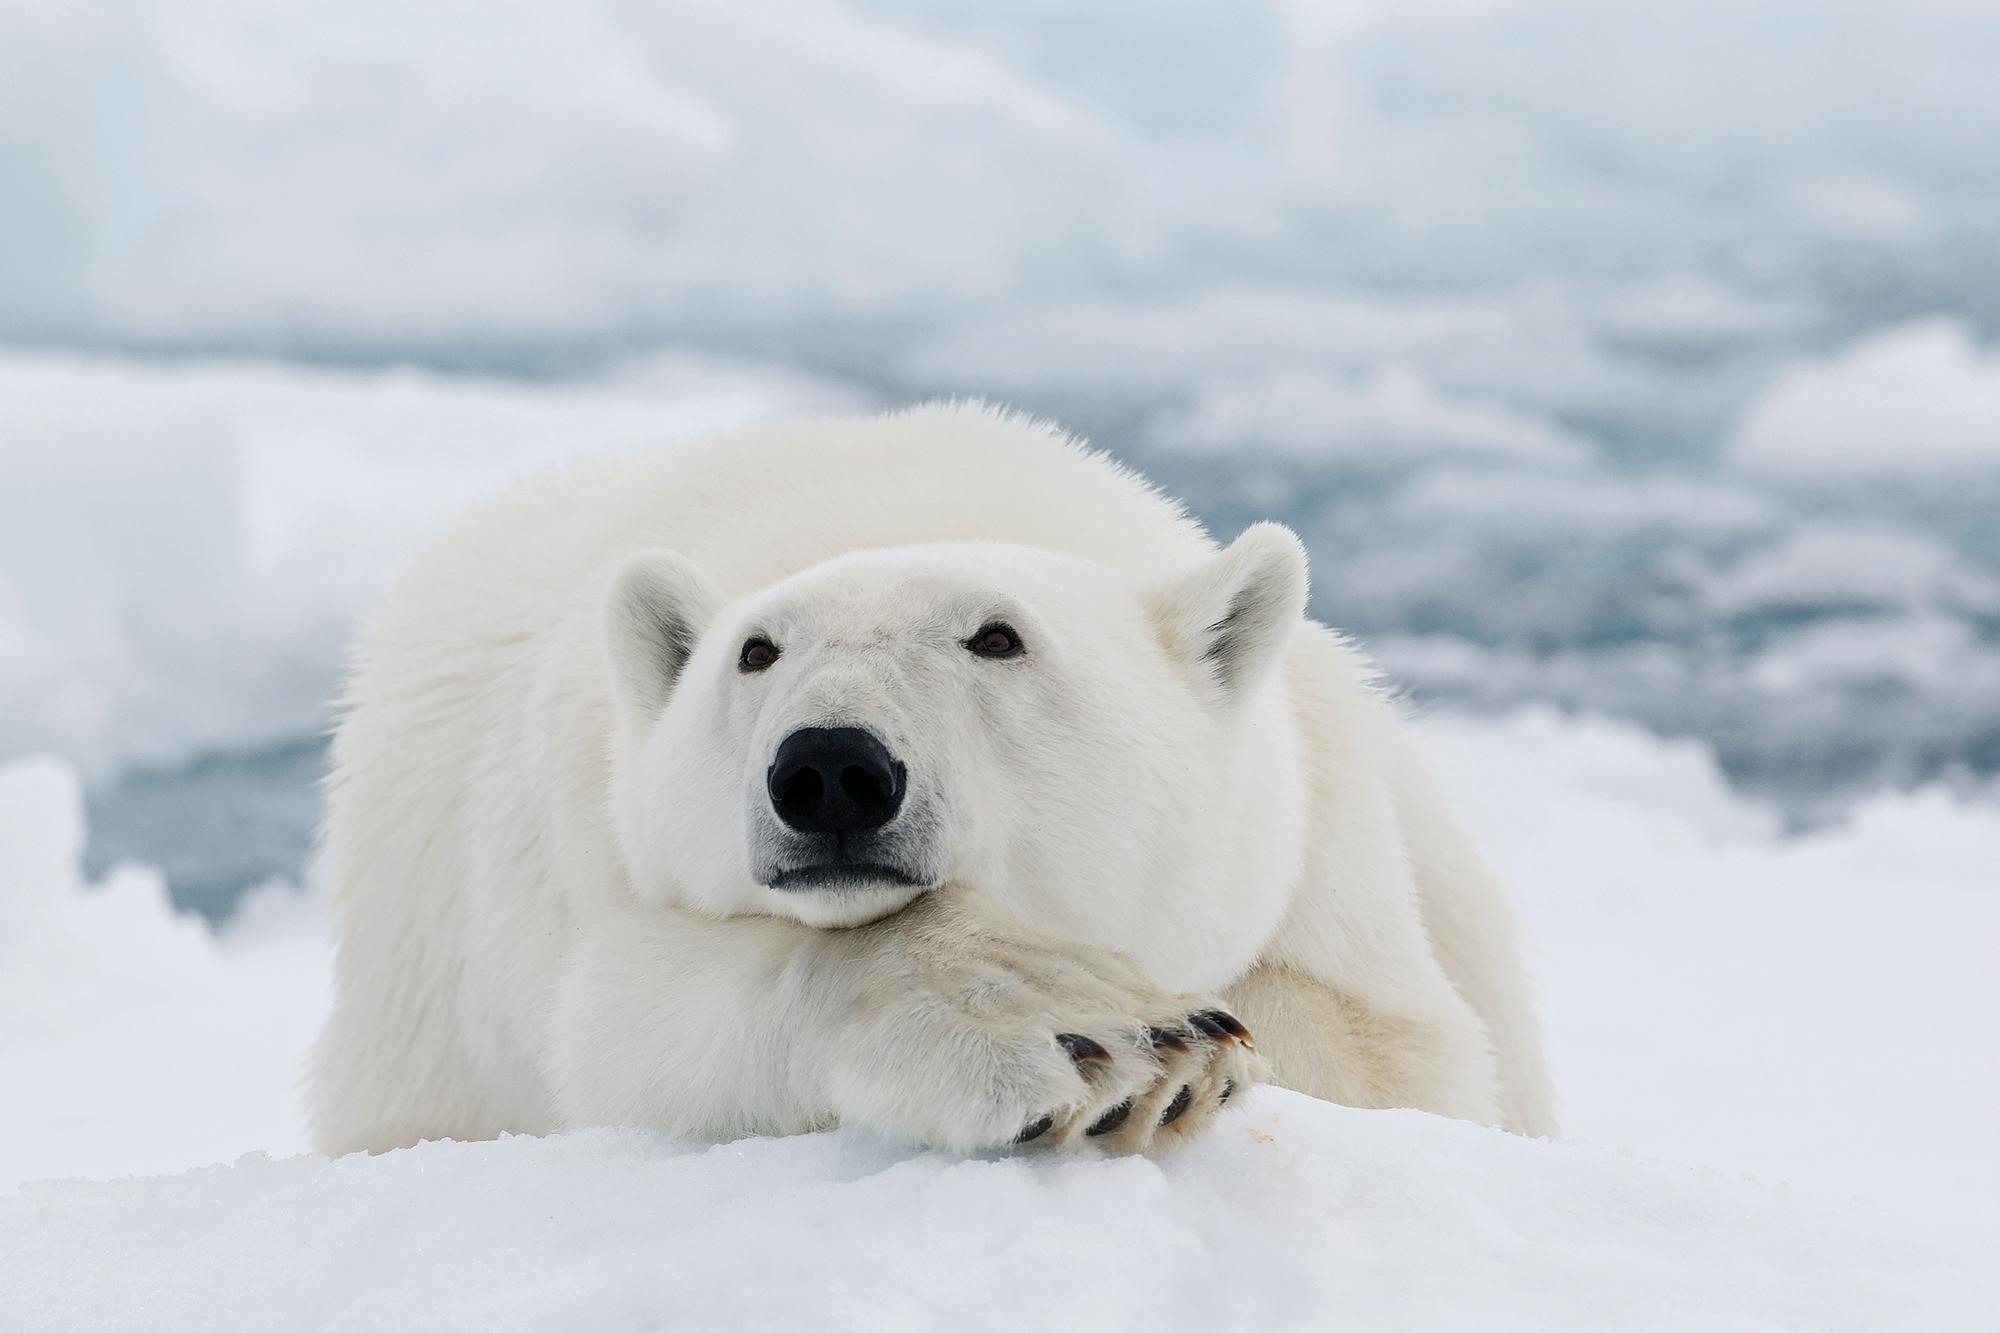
308,404 -> 1557,1157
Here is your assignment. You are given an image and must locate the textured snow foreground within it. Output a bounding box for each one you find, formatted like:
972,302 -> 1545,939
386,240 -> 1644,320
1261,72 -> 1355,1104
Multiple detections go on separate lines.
4,720 -> 1999,1328
3,1095 -> 1988,1333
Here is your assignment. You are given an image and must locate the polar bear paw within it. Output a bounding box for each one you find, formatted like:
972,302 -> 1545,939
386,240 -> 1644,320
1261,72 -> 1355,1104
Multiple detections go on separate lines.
828,897 -> 1263,1155
1008,1006 -> 1260,1154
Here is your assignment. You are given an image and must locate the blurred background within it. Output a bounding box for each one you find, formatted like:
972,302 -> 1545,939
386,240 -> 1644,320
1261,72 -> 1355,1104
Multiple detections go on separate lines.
2,0 -> 1997,1207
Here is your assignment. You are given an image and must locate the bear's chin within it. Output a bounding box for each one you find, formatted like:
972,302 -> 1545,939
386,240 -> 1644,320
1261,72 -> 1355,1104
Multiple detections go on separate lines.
767,882 -> 932,930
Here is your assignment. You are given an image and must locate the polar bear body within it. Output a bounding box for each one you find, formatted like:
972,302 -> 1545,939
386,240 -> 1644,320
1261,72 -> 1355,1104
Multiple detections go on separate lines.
309,405 -> 1555,1154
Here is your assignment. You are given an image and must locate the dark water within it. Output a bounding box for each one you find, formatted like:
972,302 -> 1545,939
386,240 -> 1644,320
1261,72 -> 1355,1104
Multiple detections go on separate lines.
85,737 -> 326,922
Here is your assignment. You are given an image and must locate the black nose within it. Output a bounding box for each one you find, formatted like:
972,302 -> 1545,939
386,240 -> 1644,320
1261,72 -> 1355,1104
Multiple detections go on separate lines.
767,727 -> 907,834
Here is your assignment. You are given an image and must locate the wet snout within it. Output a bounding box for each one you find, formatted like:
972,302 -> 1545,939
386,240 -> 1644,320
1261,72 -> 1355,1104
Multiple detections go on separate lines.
767,726 -> 906,833
755,723 -> 933,902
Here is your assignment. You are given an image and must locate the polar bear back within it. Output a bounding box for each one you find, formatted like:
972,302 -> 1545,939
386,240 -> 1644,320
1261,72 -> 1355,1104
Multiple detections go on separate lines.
395,404 -> 1214,634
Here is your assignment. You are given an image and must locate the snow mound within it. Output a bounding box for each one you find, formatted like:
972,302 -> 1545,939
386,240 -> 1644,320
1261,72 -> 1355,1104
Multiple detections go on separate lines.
1731,319 -> 2000,477
3,1091 -> 1990,1333
0,758 -> 326,1188
1426,709 -> 2000,1235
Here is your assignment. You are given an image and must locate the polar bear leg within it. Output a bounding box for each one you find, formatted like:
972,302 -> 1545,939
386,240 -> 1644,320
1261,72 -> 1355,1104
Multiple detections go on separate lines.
1223,961 -> 1503,1127
308,986 -> 511,1156
1388,748 -> 1561,1139
546,893 -> 1260,1154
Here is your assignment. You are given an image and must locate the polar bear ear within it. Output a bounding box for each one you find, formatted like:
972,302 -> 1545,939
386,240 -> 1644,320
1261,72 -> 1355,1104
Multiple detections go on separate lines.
603,549 -> 725,720
1148,523 -> 1309,703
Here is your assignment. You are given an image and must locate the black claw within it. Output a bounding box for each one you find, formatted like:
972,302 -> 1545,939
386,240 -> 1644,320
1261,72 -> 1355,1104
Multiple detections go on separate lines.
1188,1012 -> 1229,1040
1219,1079 -> 1237,1104
1146,1025 -> 1189,1052
1056,1032 -> 1111,1064
1013,1115 -> 1054,1144
1158,1085 -> 1194,1127
1085,1099 -> 1133,1137
1195,1009 -> 1252,1043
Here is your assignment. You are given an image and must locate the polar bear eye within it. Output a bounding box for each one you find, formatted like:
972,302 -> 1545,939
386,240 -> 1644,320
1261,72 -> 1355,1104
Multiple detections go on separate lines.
738,636 -> 781,673
966,622 -> 1023,659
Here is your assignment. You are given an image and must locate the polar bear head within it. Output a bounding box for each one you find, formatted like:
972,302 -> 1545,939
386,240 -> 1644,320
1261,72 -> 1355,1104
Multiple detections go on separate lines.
601,528 -> 1309,953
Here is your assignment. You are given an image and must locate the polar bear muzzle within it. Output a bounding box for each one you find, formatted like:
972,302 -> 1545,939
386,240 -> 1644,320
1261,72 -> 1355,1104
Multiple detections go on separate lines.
767,727 -> 907,836
758,725 -> 930,893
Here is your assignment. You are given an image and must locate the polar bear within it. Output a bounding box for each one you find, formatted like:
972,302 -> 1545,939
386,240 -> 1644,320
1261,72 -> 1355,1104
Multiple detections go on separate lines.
308,404 -> 1555,1156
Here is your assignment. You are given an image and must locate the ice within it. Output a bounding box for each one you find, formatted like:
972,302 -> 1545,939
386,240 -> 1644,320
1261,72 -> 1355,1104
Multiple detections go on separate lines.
899,287 -> 1652,419
1379,467 -> 1775,538
1699,525 -> 2000,619
1594,274 -> 1818,347
1732,320 -> 2000,478
1150,365 -> 1595,466
5,2 -> 1997,354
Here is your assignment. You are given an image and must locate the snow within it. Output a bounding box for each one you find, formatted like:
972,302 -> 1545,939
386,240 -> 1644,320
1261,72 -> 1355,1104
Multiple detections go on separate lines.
3,1094 -> 1991,1333
1732,320 -> 2000,478
0,759 -> 325,1188
2,709 -> 1996,1328
1426,710 -> 2000,1236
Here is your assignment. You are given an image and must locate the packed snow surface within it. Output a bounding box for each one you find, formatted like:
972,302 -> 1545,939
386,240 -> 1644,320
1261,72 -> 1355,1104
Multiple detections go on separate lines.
4,1093 -> 1990,1333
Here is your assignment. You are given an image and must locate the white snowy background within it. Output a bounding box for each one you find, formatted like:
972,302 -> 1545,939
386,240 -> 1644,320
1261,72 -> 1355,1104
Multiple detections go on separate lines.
2,1 -> 1997,1328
